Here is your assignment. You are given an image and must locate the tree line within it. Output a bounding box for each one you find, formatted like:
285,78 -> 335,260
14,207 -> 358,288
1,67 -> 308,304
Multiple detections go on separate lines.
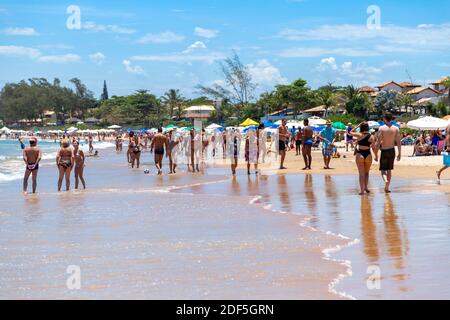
1,54 -> 448,127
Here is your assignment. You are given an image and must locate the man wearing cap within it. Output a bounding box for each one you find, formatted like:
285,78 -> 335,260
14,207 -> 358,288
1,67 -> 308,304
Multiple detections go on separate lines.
23,137 -> 42,194
346,123 -> 354,152
319,121 -> 337,170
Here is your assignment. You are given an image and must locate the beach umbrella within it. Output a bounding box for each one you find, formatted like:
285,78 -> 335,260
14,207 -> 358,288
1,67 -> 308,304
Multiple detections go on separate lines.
108,125 -> 122,130
308,116 -> 327,126
286,122 -> 303,129
407,116 -> 449,130
66,126 -> 78,133
332,122 -> 347,130
0,126 -> 11,134
215,127 -> 225,132
378,121 -> 400,128
263,121 -> 274,128
368,121 -> 380,129
443,115 -> 450,121
240,118 -> 259,127
312,125 -> 325,132
243,126 -> 257,133
206,123 -> 222,130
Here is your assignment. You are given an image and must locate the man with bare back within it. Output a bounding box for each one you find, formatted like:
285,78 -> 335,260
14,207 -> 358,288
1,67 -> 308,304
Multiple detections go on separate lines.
278,119 -> 289,170
23,137 -> 42,194
151,128 -> 169,175
302,119 -> 313,170
375,112 -> 402,193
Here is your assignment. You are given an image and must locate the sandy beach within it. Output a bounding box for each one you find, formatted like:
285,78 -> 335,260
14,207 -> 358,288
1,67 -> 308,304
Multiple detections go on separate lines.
0,142 -> 449,300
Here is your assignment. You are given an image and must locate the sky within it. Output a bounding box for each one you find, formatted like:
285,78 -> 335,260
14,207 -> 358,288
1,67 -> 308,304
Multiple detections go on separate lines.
1,0 -> 449,99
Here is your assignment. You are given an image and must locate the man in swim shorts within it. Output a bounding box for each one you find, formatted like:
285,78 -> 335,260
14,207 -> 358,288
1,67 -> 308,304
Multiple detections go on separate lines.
151,128 -> 169,175
319,120 -> 336,170
278,119 -> 289,170
302,119 -> 313,170
23,137 -> 42,194
375,112 -> 402,193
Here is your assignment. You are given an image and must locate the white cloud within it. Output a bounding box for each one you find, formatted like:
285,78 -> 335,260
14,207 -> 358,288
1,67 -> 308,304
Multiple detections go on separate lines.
0,45 -> 42,59
0,45 -> 82,64
83,21 -> 136,34
278,23 -> 450,54
317,57 -> 338,71
194,27 -> 219,39
183,41 -> 207,53
279,47 -> 378,58
1,27 -> 39,36
138,31 -> 185,44
131,52 -> 225,64
247,59 -> 287,85
123,59 -> 145,75
382,60 -> 404,68
38,54 -> 81,64
316,57 -> 381,79
89,52 -> 106,65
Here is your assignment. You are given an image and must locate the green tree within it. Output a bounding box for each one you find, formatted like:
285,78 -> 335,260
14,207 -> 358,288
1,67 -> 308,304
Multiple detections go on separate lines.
161,89 -> 185,120
101,80 -> 109,101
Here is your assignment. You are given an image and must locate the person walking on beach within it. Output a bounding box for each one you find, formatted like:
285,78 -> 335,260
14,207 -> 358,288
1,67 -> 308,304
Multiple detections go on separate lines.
73,141 -> 86,190
88,135 -> 94,154
23,137 -> 42,194
230,129 -> 240,175
168,129 -> 181,174
319,121 -> 336,170
115,136 -> 123,152
129,134 -> 143,169
350,122 -> 376,195
437,123 -> 450,180
56,139 -> 74,192
150,128 -> 169,175
302,119 -> 313,170
278,119 -> 289,170
346,123 -> 354,152
295,126 -> 303,156
375,112 -> 402,193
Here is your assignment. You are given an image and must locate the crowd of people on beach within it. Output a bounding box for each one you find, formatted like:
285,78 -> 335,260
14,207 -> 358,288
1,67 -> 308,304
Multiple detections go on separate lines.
17,112 -> 450,195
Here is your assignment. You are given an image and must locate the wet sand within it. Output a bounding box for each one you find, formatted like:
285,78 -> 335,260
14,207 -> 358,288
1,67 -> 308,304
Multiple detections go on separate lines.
0,146 -> 449,299
0,148 -> 348,300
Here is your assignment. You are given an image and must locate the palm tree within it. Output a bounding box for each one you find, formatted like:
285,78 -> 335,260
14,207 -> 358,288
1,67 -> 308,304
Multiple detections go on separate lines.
442,77 -> 450,106
396,93 -> 415,114
161,89 -> 185,120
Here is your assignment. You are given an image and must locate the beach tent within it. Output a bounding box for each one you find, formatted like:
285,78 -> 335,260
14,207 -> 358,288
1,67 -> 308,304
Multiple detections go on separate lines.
308,116 -> 327,126
368,121 -> 381,129
240,118 -> 259,127
66,127 -> 78,133
332,122 -> 347,130
206,123 -> 222,130
407,116 -> 450,130
108,125 -> 122,130
0,126 -> 11,134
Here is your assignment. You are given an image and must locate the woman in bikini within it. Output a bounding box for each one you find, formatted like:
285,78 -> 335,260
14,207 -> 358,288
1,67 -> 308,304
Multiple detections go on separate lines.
129,134 -> 142,169
350,122 -> 376,195
73,141 -> 86,190
56,139 -> 75,192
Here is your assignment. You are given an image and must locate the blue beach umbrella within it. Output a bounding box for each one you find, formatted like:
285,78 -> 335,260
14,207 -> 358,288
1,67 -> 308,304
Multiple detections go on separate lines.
264,121 -> 274,128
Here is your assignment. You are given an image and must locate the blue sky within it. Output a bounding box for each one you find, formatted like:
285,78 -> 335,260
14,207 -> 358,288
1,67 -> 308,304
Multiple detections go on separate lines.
1,0 -> 449,99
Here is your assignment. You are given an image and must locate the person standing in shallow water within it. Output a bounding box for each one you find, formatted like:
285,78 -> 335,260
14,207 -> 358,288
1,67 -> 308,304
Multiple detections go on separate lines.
350,122 -> 376,195
56,139 -> 74,192
374,112 -> 402,193
302,119 -> 313,170
23,137 -> 42,194
151,128 -> 169,175
73,141 -> 86,190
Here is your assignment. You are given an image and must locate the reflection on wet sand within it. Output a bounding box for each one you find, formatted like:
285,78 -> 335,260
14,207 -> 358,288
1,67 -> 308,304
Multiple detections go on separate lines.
277,175 -> 292,212
382,195 -> 409,283
360,196 -> 379,264
303,174 -> 317,225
